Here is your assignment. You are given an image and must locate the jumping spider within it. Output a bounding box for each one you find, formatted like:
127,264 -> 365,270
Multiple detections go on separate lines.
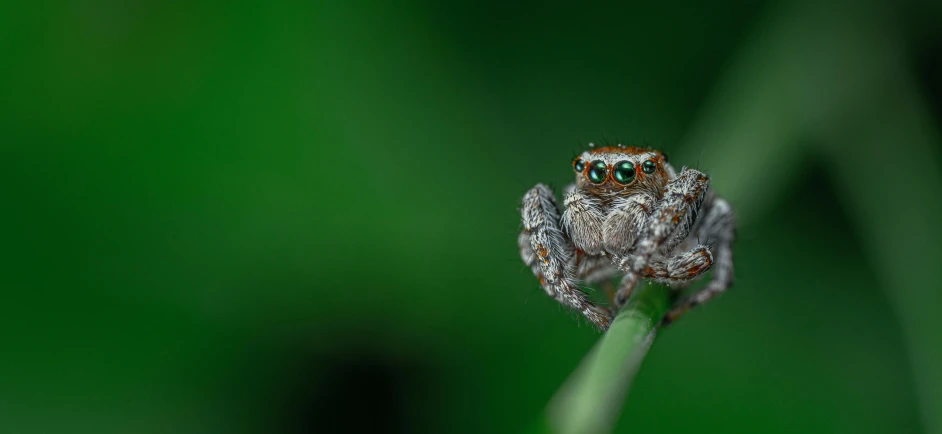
518,144 -> 735,330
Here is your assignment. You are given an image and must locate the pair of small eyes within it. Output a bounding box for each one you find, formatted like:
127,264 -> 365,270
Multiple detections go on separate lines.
573,158 -> 657,184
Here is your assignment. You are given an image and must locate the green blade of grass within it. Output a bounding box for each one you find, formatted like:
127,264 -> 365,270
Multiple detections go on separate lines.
544,283 -> 670,434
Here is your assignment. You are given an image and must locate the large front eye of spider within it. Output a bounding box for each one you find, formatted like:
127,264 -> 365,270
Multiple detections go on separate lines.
587,160 -> 607,184
612,161 -> 635,184
642,160 -> 657,174
573,158 -> 585,172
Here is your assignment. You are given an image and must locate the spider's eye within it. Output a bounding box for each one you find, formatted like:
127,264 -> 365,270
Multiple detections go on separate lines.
587,160 -> 607,184
613,161 -> 635,184
573,158 -> 585,172
642,160 -> 657,174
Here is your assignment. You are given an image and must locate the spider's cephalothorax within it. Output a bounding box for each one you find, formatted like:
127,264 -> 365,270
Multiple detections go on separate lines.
518,145 -> 735,330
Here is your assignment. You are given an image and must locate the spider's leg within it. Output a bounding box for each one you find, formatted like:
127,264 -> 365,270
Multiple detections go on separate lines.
570,251 -> 622,306
641,245 -> 713,284
574,253 -> 619,285
612,169 -> 710,308
662,198 -> 735,325
612,245 -> 713,301
600,280 -> 616,306
520,184 -> 612,330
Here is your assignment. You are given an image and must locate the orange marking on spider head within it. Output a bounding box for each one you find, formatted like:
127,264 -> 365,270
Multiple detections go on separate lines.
587,146 -> 662,156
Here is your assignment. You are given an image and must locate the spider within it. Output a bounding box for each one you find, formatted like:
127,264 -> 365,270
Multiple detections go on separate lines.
518,144 -> 735,330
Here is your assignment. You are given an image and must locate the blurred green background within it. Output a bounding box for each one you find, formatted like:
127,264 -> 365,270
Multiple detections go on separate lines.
3,0 -> 942,433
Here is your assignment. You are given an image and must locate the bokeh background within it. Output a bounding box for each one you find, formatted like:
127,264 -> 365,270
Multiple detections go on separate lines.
3,0 -> 942,433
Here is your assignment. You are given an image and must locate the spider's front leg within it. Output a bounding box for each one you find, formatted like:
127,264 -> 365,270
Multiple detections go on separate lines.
613,169 -> 710,308
662,197 -> 735,325
519,184 -> 612,330
640,246 -> 714,285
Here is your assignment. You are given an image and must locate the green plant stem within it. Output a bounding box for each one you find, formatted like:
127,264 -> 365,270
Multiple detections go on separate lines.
545,283 -> 670,434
